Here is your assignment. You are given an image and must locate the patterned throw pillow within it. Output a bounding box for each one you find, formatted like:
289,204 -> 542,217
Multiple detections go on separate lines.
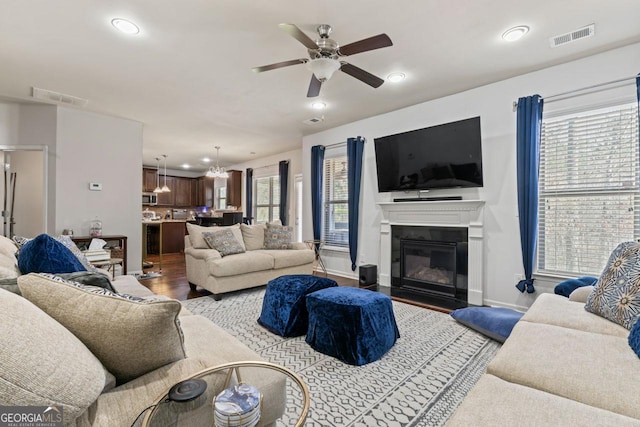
202,229 -> 245,257
585,241 -> 640,329
264,223 -> 293,249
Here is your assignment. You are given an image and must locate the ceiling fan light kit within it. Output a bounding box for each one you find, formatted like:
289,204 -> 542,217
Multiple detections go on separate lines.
306,58 -> 341,82
253,23 -> 393,98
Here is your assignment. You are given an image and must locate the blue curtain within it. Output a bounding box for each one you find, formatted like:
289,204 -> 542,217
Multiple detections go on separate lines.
245,168 -> 253,224
279,160 -> 289,225
347,137 -> 365,271
311,146 -> 325,252
515,95 -> 544,293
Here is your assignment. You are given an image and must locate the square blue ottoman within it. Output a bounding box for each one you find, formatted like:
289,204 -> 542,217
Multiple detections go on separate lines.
257,274 -> 338,337
305,287 -> 400,366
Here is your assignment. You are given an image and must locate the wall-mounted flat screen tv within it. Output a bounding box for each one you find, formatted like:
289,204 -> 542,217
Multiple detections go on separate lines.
374,116 -> 483,192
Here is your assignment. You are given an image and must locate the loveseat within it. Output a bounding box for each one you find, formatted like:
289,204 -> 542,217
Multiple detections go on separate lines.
185,222 -> 315,300
0,235 -> 286,426
447,288 -> 640,426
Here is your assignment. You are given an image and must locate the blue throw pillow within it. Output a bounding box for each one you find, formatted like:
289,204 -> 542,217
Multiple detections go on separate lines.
629,317 -> 640,359
554,276 -> 598,298
450,307 -> 523,343
18,234 -> 87,274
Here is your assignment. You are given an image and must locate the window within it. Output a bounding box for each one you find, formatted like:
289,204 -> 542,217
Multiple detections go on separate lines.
217,187 -> 226,210
323,155 -> 349,247
538,102 -> 639,276
255,175 -> 280,223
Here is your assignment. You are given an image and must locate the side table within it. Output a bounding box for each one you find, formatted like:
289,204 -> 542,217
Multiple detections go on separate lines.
90,258 -> 124,280
141,361 -> 310,427
304,239 -> 327,277
71,235 -> 127,275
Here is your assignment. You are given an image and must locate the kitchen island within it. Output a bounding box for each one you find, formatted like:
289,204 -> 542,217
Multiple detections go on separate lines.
142,220 -> 188,270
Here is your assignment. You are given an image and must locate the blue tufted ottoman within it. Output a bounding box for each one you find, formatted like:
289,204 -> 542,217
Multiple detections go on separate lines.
305,287 -> 400,366
257,274 -> 338,337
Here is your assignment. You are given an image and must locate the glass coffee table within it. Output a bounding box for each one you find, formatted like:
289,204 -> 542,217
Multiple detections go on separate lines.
141,361 -> 309,427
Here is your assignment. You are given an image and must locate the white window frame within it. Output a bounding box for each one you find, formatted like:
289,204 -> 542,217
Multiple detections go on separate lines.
254,175 -> 280,224
537,99 -> 639,277
322,149 -> 349,249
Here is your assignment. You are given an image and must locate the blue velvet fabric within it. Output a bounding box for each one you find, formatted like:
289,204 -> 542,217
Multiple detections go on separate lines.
305,287 -> 400,366
629,317 -> 640,359
257,275 -> 338,337
18,234 -> 87,274
554,276 -> 598,298
450,307 -> 523,343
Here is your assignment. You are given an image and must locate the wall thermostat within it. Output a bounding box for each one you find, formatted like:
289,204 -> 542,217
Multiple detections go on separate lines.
89,182 -> 102,191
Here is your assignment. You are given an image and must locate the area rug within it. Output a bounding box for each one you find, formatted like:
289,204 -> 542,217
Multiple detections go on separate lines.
183,288 -> 500,426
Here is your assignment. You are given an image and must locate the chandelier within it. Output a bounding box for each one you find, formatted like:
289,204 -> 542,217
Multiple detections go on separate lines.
205,146 -> 229,179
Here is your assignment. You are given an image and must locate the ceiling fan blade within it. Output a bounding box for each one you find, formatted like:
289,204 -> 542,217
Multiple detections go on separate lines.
339,33 -> 393,56
340,63 -> 384,88
252,59 -> 307,73
278,23 -> 319,50
307,75 -> 322,98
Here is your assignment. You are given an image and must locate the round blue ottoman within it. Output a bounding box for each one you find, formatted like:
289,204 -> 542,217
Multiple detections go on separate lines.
257,274 -> 338,337
305,287 -> 400,366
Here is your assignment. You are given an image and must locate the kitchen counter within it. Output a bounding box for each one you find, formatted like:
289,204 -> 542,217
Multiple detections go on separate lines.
142,219 -> 188,223
142,221 -> 187,259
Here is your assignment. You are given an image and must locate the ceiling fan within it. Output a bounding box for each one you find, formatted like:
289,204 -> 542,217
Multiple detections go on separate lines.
252,24 -> 393,97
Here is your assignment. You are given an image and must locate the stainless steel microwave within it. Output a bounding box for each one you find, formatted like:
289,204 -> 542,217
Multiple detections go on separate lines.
142,193 -> 158,205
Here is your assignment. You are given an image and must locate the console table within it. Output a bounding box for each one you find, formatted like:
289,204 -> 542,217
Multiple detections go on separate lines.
71,235 -> 127,275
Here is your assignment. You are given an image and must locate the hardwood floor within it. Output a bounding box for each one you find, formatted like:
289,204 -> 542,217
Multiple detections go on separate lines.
137,253 -> 451,313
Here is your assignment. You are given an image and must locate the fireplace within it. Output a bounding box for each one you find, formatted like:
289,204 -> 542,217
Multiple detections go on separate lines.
392,226 -> 468,304
377,199 -> 484,307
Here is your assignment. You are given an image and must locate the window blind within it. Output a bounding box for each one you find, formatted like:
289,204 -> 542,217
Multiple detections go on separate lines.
322,156 -> 349,247
254,175 -> 280,224
538,102 -> 639,276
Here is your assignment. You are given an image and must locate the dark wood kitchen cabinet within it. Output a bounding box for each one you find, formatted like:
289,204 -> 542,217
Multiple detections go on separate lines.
226,170 -> 242,209
156,176 -> 175,206
161,221 -> 186,253
196,177 -> 214,207
174,177 -> 192,207
142,168 -> 158,192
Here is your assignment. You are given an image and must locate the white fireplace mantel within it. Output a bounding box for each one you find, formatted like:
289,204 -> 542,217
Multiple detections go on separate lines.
377,200 -> 485,305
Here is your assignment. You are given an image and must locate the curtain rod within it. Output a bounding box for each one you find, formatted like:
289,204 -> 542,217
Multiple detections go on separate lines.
512,74 -> 638,111
323,137 -> 366,149
250,160 -> 287,171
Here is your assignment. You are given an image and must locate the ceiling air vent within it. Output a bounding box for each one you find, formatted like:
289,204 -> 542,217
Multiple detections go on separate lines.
303,117 -> 324,125
32,87 -> 89,107
549,24 -> 595,48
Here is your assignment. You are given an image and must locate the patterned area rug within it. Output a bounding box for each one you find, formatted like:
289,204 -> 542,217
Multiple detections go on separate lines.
183,288 -> 500,426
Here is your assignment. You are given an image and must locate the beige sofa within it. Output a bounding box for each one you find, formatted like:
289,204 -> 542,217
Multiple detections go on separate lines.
447,290 -> 640,426
185,223 -> 315,300
0,236 -> 286,427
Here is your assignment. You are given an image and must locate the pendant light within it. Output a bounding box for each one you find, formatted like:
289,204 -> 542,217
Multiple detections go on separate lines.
205,146 -> 229,179
161,154 -> 170,192
153,157 -> 162,193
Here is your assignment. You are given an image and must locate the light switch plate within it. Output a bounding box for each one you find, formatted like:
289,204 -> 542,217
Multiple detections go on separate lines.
89,182 -> 102,191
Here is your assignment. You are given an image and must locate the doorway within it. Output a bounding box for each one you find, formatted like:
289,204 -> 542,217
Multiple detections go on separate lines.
0,145 -> 48,238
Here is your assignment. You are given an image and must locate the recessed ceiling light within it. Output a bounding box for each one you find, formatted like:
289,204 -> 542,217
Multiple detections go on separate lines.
387,73 -> 406,83
182,164 -> 190,169
311,101 -> 326,110
502,26 -> 529,42
111,18 -> 140,35
202,157 -> 211,163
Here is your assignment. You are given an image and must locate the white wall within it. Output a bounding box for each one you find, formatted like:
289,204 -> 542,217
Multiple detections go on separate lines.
56,107 -> 143,274
228,148 -> 303,226
302,42 -> 640,311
